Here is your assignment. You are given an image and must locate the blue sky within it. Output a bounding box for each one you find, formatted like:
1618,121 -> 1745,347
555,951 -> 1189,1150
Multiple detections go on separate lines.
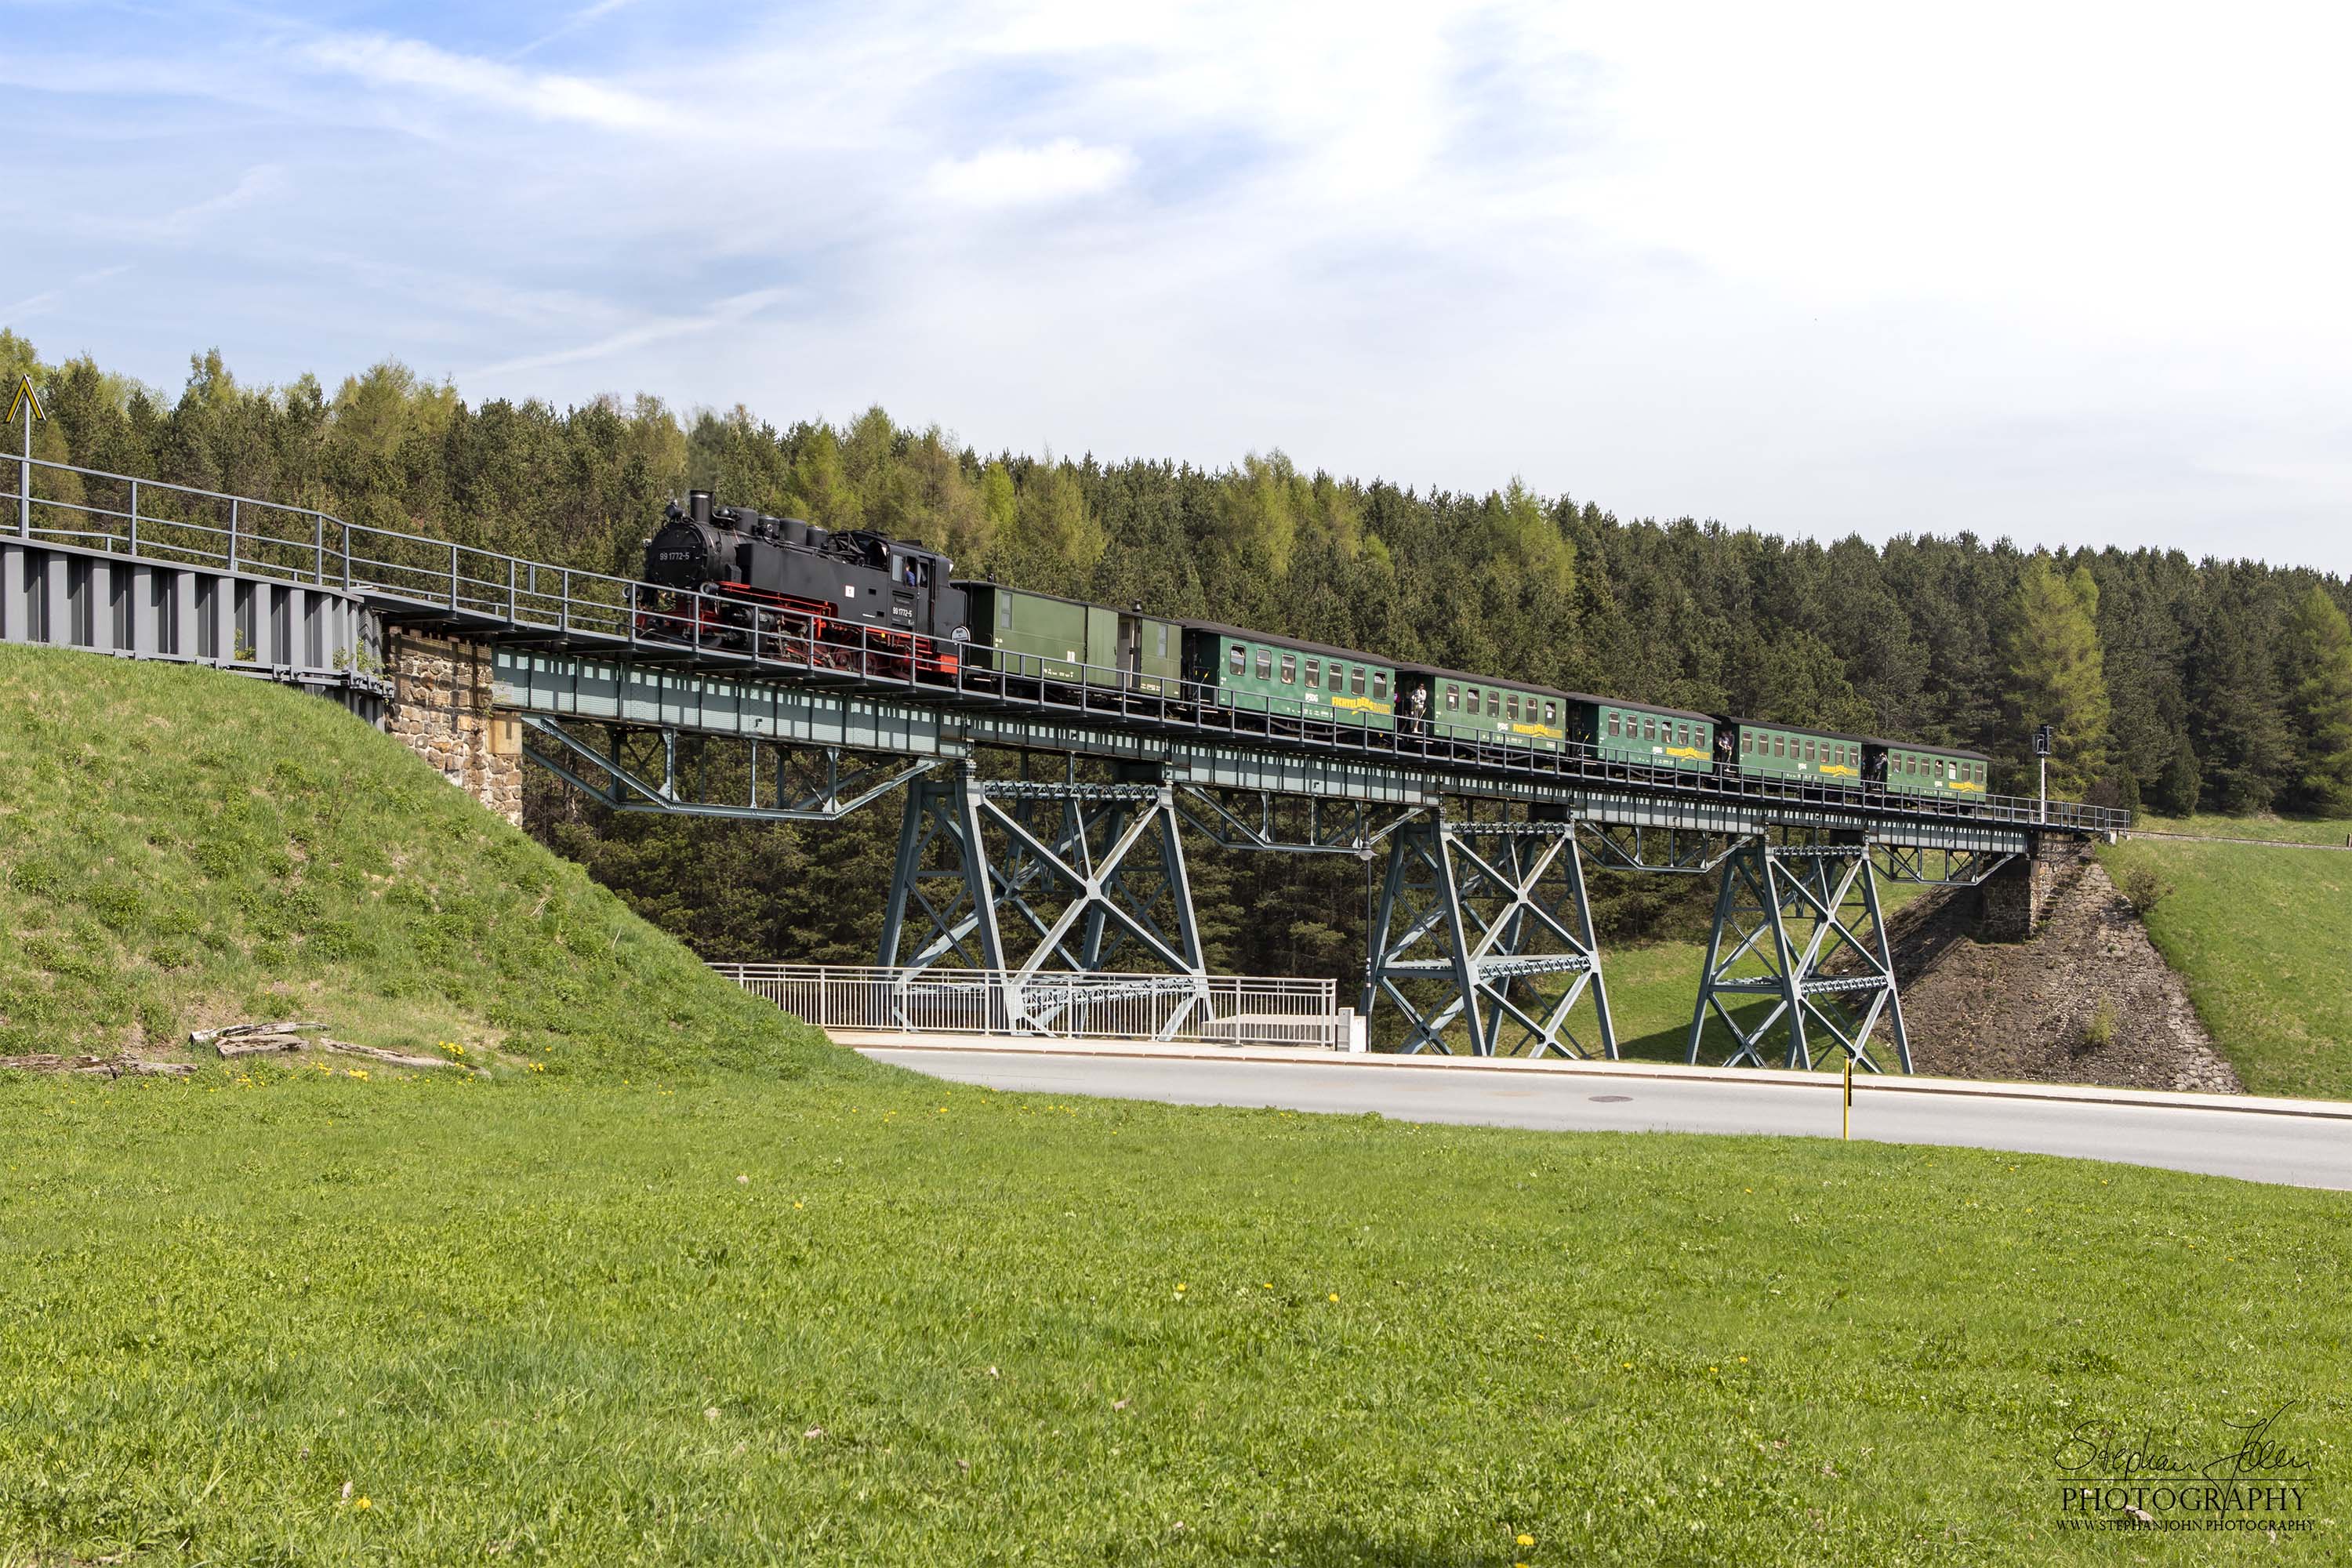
5,1 -> 2350,571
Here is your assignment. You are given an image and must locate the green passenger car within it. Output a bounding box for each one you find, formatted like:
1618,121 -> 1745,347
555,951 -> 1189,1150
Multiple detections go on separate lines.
956,583 -> 1183,695
1878,741 -> 1991,799
1731,720 -> 1869,785
1571,696 -> 1715,772
1181,622 -> 1396,730
1397,667 -> 1569,752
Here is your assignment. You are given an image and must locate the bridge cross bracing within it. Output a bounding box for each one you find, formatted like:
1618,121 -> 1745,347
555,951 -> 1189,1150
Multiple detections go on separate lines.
2,456 -> 2120,1069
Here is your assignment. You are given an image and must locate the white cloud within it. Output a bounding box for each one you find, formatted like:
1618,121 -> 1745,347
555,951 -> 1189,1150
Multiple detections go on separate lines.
9,1 -> 2352,571
0,264 -> 134,323
466,289 -> 793,379
927,140 -> 1136,208
301,32 -> 673,132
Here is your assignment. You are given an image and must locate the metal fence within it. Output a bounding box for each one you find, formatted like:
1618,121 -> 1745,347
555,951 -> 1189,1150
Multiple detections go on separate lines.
713,964 -> 1350,1048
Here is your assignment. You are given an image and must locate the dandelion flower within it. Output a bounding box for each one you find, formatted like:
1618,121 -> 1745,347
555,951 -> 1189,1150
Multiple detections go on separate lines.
1327,1293 -> 1338,1303
354,1497 -> 372,1511
1517,1534 -> 1535,1548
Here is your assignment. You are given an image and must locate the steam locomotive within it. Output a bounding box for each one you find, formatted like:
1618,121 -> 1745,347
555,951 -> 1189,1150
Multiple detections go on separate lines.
637,489 -> 967,672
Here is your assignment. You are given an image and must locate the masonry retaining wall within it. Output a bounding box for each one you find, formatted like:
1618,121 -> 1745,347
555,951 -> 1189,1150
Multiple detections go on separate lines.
386,630 -> 523,826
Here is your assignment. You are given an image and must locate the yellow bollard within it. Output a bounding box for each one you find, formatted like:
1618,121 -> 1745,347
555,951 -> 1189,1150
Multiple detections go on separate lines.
1842,1058 -> 1853,1141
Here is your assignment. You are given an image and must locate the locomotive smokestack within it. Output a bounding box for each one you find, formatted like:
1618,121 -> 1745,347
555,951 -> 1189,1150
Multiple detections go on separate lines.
689,489 -> 713,526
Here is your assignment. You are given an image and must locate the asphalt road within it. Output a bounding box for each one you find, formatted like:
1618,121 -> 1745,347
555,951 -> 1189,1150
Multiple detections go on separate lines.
862,1048 -> 2352,1191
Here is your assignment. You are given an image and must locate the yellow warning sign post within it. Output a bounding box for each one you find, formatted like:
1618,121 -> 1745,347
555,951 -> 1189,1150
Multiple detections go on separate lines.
11,373 -> 44,539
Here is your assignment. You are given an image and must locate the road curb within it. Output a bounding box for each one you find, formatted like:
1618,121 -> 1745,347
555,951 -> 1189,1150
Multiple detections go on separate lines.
836,1032 -> 2352,1122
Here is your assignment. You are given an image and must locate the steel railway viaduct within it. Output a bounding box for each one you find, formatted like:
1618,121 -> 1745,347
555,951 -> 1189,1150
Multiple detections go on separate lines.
2,455 -> 2126,1070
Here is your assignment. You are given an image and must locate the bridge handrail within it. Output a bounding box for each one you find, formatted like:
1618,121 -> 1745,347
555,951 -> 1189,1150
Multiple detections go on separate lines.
4,454 -> 2131,836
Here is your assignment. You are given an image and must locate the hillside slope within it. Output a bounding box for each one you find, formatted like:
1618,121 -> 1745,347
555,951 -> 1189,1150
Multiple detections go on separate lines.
2103,833 -> 2352,1101
0,644 -> 846,1080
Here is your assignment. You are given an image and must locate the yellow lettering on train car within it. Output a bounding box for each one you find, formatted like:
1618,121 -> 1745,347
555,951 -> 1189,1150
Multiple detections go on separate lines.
1664,746 -> 1708,760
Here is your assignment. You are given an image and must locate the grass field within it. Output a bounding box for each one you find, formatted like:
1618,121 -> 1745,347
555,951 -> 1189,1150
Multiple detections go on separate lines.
5,1069 -> 2347,1566
2133,811 -> 2352,848
2103,834 -> 2352,1102
3,648 -> 2348,1563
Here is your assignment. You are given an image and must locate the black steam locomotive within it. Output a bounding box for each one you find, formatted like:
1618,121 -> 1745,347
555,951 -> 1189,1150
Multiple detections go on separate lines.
637,489 -> 968,673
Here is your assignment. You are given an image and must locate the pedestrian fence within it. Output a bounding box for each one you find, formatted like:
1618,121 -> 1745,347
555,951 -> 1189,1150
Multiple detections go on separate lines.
711,964 -> 1363,1051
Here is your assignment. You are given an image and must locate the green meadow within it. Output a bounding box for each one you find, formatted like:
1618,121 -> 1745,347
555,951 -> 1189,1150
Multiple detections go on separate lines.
1,646 -> 2346,1564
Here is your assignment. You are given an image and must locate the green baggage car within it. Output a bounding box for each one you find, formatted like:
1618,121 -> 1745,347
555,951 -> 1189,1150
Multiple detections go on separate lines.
956,583 -> 1183,695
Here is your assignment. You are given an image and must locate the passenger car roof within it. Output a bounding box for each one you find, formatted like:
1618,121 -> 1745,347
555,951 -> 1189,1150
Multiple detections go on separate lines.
1181,621 -> 1395,667
1722,716 -> 1878,746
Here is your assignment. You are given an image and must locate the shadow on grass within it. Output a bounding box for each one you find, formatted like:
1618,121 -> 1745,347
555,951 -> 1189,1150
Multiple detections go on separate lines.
1616,1000 -> 1784,1065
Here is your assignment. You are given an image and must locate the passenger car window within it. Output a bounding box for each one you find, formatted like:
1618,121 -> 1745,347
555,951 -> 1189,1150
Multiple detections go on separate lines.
1351,668 -> 1366,695
1373,673 -> 1388,701
1446,684 -> 1460,711
1255,649 -> 1272,680
1279,654 -> 1296,684
1741,731 -> 1752,754
1227,645 -> 1244,677
1544,702 -> 1558,727
1305,658 -> 1319,688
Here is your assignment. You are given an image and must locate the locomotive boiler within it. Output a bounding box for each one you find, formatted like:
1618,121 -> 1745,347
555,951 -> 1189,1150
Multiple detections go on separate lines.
640,489 -> 968,672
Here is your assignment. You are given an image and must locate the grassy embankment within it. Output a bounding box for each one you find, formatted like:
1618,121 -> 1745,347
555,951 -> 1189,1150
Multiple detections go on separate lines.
2,644 -> 2347,1564
2104,827 -> 2352,1102
2132,811 -> 2352,847
0,646 -> 832,1078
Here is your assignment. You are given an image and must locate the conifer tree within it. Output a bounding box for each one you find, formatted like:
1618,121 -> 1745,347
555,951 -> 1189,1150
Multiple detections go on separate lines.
2001,556 -> 2111,795
2281,586 -> 2352,811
